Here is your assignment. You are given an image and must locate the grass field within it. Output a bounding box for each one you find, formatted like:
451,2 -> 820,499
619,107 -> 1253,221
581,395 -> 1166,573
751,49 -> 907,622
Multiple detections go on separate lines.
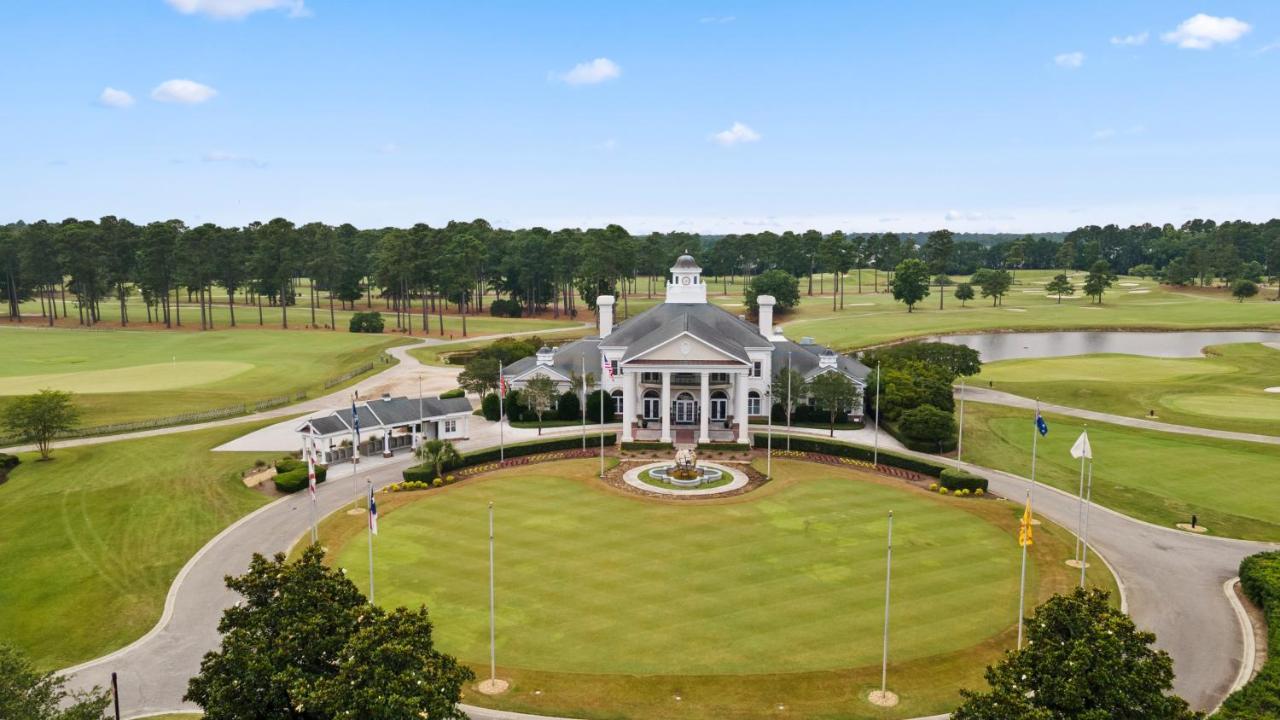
0,423 -> 276,669
975,342 -> 1280,435
780,272 -> 1280,350
960,402 -> 1280,541
314,457 -> 1113,719
0,327 -> 407,428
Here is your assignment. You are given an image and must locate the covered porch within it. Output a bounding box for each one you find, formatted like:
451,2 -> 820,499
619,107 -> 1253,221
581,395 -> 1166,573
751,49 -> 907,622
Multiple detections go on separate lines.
618,365 -> 755,444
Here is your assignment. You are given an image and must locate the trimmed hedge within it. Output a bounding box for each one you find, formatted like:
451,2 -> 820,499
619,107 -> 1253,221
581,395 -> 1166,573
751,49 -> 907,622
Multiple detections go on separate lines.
274,464 -> 327,493
402,434 -> 618,482
275,458 -> 304,474
697,443 -> 750,452
621,441 -> 673,452
882,418 -> 958,454
439,388 -> 466,400
939,467 -> 988,493
752,434 -> 946,478
0,453 -> 19,471
1215,551 -> 1280,718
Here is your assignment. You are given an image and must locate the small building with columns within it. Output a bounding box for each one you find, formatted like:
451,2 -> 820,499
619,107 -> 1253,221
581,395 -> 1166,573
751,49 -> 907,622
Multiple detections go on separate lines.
501,253 -> 868,444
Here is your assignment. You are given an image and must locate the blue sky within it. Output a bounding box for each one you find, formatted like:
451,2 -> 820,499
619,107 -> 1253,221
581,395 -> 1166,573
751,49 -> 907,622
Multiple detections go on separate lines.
1,1 -> 1278,233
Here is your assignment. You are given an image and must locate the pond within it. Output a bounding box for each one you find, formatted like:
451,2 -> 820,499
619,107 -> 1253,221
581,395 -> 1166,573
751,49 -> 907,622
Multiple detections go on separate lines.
928,330 -> 1280,363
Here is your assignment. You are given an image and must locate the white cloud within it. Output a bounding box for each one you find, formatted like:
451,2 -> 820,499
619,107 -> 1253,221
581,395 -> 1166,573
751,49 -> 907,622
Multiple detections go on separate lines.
555,58 -> 621,86
165,0 -> 308,20
98,87 -> 134,108
151,79 -> 218,104
711,122 -> 761,146
1255,40 -> 1280,55
593,138 -> 618,151
1162,14 -> 1251,50
203,150 -> 266,168
1054,51 -> 1085,68
1110,31 -> 1149,46
699,16 -> 736,24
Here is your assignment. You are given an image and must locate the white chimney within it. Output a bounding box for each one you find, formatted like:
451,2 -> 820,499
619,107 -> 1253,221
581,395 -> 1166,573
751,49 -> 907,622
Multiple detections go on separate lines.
597,295 -> 615,338
756,295 -> 776,339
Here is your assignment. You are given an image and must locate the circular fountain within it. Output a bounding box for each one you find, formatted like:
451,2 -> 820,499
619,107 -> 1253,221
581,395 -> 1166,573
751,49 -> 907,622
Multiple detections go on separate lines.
622,448 -> 749,496
645,447 -> 725,487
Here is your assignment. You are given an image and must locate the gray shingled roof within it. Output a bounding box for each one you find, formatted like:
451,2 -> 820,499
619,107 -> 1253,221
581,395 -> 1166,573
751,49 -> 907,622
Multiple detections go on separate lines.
506,338 -> 603,381
604,302 -> 766,361
299,395 -> 473,435
772,340 -> 869,385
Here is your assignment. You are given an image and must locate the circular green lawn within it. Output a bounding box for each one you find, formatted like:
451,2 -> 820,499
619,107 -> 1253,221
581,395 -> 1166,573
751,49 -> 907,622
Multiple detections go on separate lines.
333,459 -> 1022,676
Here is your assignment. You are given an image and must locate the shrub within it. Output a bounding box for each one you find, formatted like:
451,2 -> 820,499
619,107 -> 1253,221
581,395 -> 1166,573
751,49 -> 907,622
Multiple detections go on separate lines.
401,434 -> 618,482
481,393 -> 501,421
445,475 -> 456,484
432,478 -> 443,487
938,487 -> 949,495
899,404 -> 957,447
556,390 -> 581,421
0,452 -> 19,471
585,390 -> 617,422
956,488 -> 970,497
1216,551 -> 1280,718
621,441 -> 673,452
274,458 -> 304,474
348,311 -> 385,333
929,482 -> 939,491
974,488 -> 984,496
402,465 -> 437,484
439,388 -> 465,400
751,434 -> 947,477
696,443 -> 750,452
939,467 -> 989,493
489,298 -> 523,318
273,464 -> 327,493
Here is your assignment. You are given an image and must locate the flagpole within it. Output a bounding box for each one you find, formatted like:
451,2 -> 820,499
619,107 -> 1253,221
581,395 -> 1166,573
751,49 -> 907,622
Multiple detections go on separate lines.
498,368 -> 505,463
599,372 -> 606,478
366,479 -> 375,605
1080,457 -> 1094,588
1029,399 -> 1040,504
766,388 -> 773,478
879,510 -> 893,698
1017,491 -> 1030,650
786,351 -> 792,451
956,378 -> 965,467
488,501 -> 497,686
873,362 -> 881,467
1075,424 -> 1087,564
581,356 -> 587,450
351,392 -> 361,511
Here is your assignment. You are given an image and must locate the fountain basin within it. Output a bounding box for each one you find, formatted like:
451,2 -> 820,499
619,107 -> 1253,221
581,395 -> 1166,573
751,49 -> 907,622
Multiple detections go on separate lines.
622,461 -> 749,496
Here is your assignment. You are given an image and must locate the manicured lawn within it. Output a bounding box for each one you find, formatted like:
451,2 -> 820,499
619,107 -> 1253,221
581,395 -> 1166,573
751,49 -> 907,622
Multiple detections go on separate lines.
0,423 -> 276,669
960,402 -> 1280,541
0,327 -> 406,427
975,343 -> 1280,435
780,273 -> 1280,350
316,457 -> 1112,719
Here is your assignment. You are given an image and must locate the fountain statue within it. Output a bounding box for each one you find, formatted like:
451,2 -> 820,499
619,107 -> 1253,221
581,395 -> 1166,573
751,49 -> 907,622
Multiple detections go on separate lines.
648,447 -> 724,487
671,447 -> 699,480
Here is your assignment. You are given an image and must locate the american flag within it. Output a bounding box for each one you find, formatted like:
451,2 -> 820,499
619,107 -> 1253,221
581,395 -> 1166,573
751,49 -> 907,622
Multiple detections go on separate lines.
306,433 -> 317,499
601,353 -> 613,381
367,482 -> 378,535
499,367 -> 508,397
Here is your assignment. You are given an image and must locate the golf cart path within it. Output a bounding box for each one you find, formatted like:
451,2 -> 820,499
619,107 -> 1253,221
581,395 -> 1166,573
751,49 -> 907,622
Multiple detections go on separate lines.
963,386 -> 1280,445
0,324 -> 589,455
61,422 -> 1264,718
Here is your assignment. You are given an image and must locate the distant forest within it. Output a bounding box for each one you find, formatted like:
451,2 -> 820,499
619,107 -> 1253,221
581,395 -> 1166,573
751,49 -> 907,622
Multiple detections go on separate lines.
2,217 -> 1277,327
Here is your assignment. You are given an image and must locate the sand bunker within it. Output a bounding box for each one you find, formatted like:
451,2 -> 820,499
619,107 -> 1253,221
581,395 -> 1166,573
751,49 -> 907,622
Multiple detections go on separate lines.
1265,387 -> 1280,394
1119,282 -> 1140,287
1128,289 -> 1151,294
1005,308 -> 1027,312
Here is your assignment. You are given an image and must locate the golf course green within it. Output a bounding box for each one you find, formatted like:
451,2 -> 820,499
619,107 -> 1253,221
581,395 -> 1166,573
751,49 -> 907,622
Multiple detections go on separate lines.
960,402 -> 1280,540
0,423 -> 275,668
317,457 -> 1113,718
0,327 -> 406,427
975,343 -> 1280,435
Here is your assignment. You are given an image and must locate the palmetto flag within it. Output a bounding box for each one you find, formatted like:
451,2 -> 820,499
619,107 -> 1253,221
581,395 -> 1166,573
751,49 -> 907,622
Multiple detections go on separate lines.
1018,497 -> 1034,547
1070,431 -> 1093,460
1035,412 -> 1048,437
367,483 -> 378,536
352,398 -> 361,445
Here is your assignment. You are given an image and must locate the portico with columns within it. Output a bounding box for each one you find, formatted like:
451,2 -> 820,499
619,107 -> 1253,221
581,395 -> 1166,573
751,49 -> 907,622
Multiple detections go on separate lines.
502,252 -> 868,446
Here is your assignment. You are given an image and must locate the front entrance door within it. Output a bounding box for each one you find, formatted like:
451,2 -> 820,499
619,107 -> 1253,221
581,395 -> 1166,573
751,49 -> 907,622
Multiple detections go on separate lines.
710,393 -> 728,421
674,393 -> 697,424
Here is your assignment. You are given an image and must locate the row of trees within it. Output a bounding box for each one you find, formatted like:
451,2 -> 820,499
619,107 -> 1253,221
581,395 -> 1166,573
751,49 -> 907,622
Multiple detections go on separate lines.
4,217 -> 1277,331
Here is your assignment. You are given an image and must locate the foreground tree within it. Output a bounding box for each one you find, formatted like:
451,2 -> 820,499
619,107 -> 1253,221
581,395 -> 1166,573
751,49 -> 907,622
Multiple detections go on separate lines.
890,258 -> 931,312
2,389 -> 80,460
808,372 -> 858,436
417,439 -> 462,480
953,588 -> 1200,720
1045,273 -> 1076,304
185,546 -> 472,720
770,367 -> 809,424
954,282 -> 974,307
0,643 -> 109,720
1083,260 -> 1115,304
744,269 -> 800,314
520,376 -> 558,435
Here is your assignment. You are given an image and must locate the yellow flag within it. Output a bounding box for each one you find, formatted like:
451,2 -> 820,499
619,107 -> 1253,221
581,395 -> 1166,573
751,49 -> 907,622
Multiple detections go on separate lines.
1018,497 -> 1034,547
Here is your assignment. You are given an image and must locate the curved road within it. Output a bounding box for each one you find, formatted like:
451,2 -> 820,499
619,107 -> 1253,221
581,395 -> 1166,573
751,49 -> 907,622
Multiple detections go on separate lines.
53,350 -> 1270,717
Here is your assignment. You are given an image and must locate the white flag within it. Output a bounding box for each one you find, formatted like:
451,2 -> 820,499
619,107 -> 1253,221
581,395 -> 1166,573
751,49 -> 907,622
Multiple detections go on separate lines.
1070,431 -> 1092,460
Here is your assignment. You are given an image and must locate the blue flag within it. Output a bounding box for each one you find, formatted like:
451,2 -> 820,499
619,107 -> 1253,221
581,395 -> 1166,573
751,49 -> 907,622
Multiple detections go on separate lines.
352,398 -> 361,444
1035,412 -> 1048,436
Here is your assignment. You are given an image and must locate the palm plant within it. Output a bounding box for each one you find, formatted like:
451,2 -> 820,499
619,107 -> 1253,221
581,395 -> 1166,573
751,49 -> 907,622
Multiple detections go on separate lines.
417,439 -> 462,480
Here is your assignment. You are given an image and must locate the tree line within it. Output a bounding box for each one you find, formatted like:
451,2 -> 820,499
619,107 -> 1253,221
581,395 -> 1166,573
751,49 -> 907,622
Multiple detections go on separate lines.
3,216 -> 1277,331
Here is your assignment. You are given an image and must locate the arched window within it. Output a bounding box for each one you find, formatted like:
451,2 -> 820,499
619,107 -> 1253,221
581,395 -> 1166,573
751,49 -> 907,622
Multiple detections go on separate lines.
747,391 -> 761,416
642,389 -> 660,419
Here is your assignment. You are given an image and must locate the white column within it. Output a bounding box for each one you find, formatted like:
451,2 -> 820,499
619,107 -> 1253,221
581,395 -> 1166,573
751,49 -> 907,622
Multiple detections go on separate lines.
621,371 -> 635,442
699,371 -> 711,444
735,371 -> 750,443
382,429 -> 392,457
660,370 -> 672,443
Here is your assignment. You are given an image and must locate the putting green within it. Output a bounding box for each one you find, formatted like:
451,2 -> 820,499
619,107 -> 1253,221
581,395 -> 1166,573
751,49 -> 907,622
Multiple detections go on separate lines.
0,361 -> 254,395
977,354 -> 1230,384
330,459 -> 1024,676
1160,393 -> 1280,421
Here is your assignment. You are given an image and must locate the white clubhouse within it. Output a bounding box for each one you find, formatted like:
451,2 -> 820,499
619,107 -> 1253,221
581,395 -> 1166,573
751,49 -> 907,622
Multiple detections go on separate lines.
502,254 -> 868,444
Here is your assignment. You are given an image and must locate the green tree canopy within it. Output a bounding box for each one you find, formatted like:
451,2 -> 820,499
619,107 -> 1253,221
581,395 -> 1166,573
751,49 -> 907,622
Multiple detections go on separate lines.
1045,273 -> 1076,304
2,389 -> 80,460
770,367 -> 809,420
1083,260 -> 1115,304
1232,278 -> 1259,302
890,258 -> 931,312
185,546 -> 472,720
861,341 -> 982,378
416,438 -> 462,479
954,282 -> 975,306
954,588 -> 1199,720
0,643 -> 109,720
744,269 -> 800,313
520,375 -> 559,434
972,268 -> 1013,306
808,372 -> 859,436
458,356 -> 500,397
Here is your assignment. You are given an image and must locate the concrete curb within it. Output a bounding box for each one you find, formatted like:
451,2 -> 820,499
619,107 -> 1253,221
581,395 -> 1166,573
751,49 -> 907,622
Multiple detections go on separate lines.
1214,576 -> 1256,715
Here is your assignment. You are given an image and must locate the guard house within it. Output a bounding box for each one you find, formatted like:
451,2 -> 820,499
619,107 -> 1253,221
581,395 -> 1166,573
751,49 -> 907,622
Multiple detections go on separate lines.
296,393 -> 472,462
